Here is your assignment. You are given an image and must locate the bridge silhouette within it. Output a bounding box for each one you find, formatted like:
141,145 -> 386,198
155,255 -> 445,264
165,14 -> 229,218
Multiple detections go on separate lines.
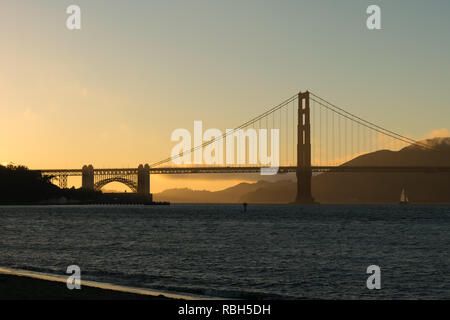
38,91 -> 450,203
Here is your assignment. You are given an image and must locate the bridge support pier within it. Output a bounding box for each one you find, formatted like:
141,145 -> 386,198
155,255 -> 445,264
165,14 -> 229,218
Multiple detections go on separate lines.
295,91 -> 316,204
82,165 -> 94,191
137,164 -> 150,195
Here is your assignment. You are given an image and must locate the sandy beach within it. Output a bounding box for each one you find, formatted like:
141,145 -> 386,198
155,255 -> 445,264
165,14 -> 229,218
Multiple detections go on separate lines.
0,267 -> 193,300
0,273 -> 174,300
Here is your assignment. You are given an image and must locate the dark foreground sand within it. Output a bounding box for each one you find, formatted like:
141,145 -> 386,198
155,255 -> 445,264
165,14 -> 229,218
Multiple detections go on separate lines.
0,273 -> 172,300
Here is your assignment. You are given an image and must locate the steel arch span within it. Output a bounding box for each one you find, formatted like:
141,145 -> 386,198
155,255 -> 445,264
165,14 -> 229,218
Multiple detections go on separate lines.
94,177 -> 138,193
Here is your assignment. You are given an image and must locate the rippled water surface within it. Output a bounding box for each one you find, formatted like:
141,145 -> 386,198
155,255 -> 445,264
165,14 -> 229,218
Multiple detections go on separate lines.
1,204 -> 450,299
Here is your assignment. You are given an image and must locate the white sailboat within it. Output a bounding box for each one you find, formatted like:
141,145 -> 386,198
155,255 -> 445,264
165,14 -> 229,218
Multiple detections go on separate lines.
399,188 -> 409,205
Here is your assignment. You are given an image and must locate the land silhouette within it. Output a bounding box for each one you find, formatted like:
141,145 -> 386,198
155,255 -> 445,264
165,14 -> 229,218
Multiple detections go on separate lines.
154,137 -> 450,204
0,164 -> 102,204
0,165 -> 157,205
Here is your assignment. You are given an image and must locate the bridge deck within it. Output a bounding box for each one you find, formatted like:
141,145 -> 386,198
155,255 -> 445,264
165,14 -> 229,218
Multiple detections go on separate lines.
36,166 -> 450,176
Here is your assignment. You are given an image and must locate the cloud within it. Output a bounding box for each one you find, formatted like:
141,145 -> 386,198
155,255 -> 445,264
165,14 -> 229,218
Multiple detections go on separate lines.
426,128 -> 450,139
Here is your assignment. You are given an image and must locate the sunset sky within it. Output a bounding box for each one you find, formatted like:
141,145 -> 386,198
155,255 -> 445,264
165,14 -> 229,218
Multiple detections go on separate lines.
1,0 -> 449,192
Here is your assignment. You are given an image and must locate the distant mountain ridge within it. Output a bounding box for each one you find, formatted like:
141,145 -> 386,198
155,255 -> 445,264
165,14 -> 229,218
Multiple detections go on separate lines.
154,137 -> 450,204
155,180 -> 273,203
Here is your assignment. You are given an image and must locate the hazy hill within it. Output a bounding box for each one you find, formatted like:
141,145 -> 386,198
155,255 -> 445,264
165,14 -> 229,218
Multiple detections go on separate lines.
155,180 -> 273,203
310,137 -> 450,203
154,137 -> 450,204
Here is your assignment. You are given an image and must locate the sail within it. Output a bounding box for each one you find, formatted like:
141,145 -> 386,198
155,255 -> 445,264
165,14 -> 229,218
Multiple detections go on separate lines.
400,188 -> 409,203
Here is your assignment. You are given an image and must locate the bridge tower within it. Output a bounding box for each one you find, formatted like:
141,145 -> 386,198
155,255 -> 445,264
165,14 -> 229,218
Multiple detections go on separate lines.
82,164 -> 94,191
137,164 -> 150,194
295,91 -> 315,204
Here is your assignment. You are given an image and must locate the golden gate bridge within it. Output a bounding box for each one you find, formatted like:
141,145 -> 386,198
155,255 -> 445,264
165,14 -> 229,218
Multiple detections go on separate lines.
37,91 -> 450,203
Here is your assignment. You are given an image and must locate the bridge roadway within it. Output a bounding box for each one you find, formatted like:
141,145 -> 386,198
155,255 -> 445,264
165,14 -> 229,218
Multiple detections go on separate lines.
37,166 -> 450,176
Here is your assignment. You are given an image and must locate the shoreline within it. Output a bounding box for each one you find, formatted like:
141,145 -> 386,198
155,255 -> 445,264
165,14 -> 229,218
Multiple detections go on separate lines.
0,267 -> 217,300
2,202 -> 450,206
0,201 -> 170,206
